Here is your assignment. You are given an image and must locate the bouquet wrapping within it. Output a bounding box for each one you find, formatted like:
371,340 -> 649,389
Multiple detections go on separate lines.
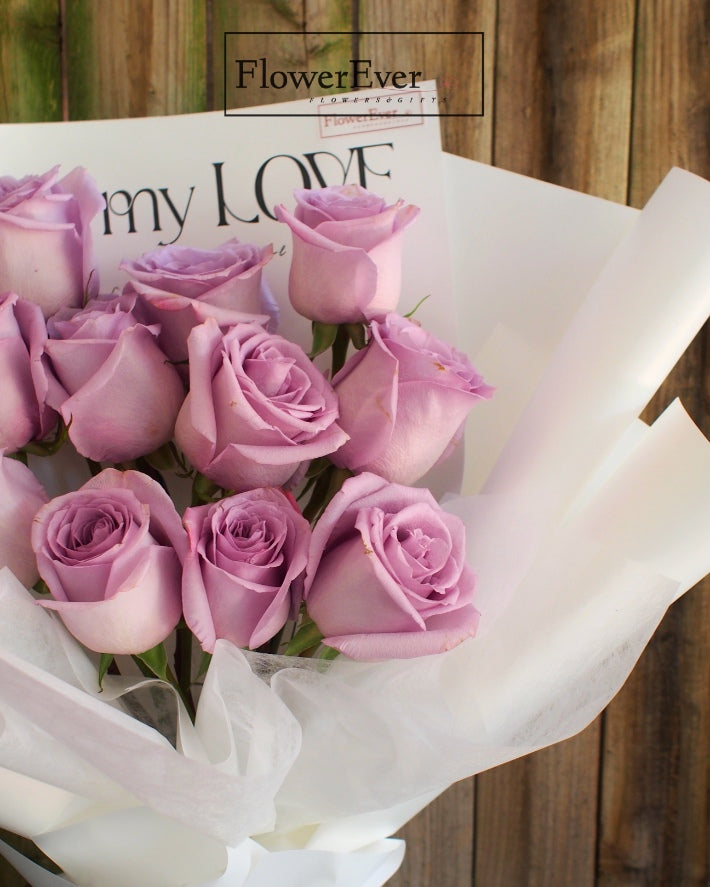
0,153 -> 708,887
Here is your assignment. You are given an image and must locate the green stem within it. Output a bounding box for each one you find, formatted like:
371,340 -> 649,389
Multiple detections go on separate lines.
331,324 -> 350,376
302,464 -> 352,524
284,619 -> 324,656
169,662 -> 196,722
175,624 -> 195,718
20,418 -> 70,457
132,651 -> 196,722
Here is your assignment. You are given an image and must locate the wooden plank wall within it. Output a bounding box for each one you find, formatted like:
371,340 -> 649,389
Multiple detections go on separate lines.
1,2 -> 708,885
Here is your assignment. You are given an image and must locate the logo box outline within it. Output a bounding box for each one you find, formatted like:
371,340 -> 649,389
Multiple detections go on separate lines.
223,31 -> 485,118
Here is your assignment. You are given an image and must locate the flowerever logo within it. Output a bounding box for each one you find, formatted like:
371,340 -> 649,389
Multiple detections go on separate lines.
234,57 -> 423,92
223,32 -> 485,117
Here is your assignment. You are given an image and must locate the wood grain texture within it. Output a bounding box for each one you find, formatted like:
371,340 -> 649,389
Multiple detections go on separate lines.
627,0 -> 710,207
358,0 -> 495,161
475,737 -> 601,887
0,0 -> 61,122
64,0 -> 206,119
390,780 -> 475,887
493,0 -> 635,201
0,830 -> 62,887
598,2 -> 710,883
213,0 -> 353,110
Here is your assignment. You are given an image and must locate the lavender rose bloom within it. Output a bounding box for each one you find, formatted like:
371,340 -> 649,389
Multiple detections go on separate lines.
31,469 -> 187,654
175,319 -> 348,492
275,184 -> 419,324
0,292 -> 56,453
121,239 -> 275,363
0,451 -> 48,587
331,313 -> 494,484
0,167 -> 103,317
44,292 -> 185,462
183,487 -> 311,652
305,472 -> 479,660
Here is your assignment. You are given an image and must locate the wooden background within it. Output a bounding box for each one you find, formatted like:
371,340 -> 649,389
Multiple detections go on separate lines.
1,1 -> 708,885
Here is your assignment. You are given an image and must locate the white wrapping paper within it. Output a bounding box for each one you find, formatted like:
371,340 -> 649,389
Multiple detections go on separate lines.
1,159 -> 709,887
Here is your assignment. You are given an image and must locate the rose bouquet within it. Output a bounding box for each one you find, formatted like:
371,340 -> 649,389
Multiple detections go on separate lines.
0,156 -> 709,887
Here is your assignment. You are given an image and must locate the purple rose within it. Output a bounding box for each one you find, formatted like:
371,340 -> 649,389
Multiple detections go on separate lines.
0,451 -> 48,587
0,292 -> 56,453
330,313 -> 494,484
0,167 -> 103,317
275,185 -> 419,323
182,487 -> 311,652
305,472 -> 479,660
121,239 -> 275,363
174,319 -> 348,491
31,469 -> 187,654
44,293 -> 185,462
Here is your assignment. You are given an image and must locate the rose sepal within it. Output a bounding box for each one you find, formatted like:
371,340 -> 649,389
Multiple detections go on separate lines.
284,618 -> 324,656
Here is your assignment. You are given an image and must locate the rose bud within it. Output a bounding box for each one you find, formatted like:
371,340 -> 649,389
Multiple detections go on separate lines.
31,469 -> 187,655
174,319 -> 348,492
275,184 -> 419,324
305,472 -> 479,660
182,487 -> 311,652
121,239 -> 276,363
0,451 -> 48,587
0,166 -> 103,317
44,292 -> 185,463
330,313 -> 494,484
0,292 -> 57,453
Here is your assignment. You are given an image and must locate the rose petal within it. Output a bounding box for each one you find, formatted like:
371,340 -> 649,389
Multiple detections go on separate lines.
82,469 -> 188,559
322,605 -> 480,660
59,325 -> 185,463
0,167 -> 102,317
176,320 -> 346,492
304,472 -> 479,661
307,535 -> 426,637
182,488 -> 310,652
0,452 -> 48,587
39,544 -> 182,654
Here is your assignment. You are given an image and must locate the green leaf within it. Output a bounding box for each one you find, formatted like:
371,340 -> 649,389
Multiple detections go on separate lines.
309,321 -> 339,359
169,442 -> 192,477
143,443 -> 177,472
192,472 -> 220,505
344,322 -> 368,350
296,473 -> 318,502
284,620 -> 324,656
19,418 -> 70,457
302,467 -> 333,523
319,645 -> 340,661
304,456 -> 331,479
403,294 -> 431,319
303,464 -> 352,524
196,651 -> 212,681
134,643 -> 169,682
98,653 -> 114,690
330,325 -> 350,376
32,578 -> 50,595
